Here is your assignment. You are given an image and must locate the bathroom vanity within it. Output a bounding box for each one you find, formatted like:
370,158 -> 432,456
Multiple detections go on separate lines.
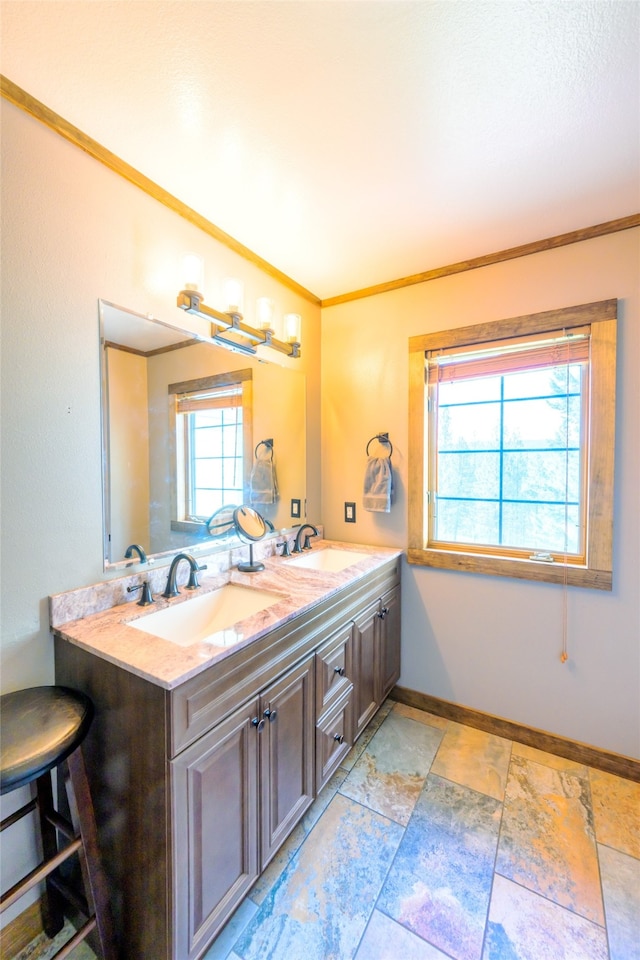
52,542 -> 401,960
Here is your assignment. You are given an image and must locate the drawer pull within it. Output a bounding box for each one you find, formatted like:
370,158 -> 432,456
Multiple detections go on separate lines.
333,666 -> 345,676
333,733 -> 344,744
252,717 -> 265,732
263,707 -> 277,722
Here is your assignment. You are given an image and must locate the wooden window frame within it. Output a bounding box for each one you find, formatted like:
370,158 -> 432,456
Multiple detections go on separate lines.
408,300 -> 617,590
168,369 -> 253,532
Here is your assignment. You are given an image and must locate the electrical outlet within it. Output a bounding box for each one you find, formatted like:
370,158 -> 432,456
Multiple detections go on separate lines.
291,498 -> 301,519
344,501 -> 356,523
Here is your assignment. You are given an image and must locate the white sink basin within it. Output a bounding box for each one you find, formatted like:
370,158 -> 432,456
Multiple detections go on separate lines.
286,548 -> 369,573
128,584 -> 282,647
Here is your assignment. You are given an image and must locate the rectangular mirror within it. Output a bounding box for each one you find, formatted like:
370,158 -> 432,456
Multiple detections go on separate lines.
100,300 -> 306,569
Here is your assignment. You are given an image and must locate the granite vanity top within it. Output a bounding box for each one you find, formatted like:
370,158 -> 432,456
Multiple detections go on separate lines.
51,541 -> 402,690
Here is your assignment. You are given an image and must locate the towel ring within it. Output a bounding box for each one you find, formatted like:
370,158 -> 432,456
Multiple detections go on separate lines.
366,433 -> 393,458
255,438 -> 274,460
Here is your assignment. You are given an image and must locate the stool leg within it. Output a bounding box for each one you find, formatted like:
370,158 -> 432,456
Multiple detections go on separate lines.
65,748 -> 117,960
35,772 -> 66,938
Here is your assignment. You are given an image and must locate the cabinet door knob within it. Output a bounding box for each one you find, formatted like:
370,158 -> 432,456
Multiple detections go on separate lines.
252,717 -> 265,732
263,707 -> 277,722
377,606 -> 389,620
333,666 -> 345,676
333,733 -> 344,744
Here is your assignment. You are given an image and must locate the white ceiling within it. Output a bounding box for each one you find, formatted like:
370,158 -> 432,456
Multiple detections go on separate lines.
1,1 -> 639,300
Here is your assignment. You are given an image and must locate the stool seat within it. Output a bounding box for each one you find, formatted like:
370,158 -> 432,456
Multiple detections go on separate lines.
1,685 -> 115,960
1,686 -> 94,795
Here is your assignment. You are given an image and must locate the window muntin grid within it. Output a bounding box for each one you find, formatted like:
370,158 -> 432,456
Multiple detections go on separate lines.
428,361 -> 588,561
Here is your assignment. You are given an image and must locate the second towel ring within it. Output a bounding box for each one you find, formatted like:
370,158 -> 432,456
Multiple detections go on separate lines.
366,433 -> 393,458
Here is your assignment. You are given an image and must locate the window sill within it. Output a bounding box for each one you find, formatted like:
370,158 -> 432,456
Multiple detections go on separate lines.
407,546 -> 612,591
171,520 -> 207,535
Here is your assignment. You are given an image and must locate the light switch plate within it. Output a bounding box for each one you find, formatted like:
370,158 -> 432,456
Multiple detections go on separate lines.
291,498 -> 301,519
344,501 -> 356,523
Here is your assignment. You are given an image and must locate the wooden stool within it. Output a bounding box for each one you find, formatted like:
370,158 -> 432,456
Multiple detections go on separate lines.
0,686 -> 116,960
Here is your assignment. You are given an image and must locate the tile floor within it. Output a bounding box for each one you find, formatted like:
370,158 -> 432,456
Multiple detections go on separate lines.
204,700 -> 640,960
15,700 -> 640,960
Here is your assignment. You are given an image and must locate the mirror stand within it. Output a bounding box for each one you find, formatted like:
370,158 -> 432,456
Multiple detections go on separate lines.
237,543 -> 265,573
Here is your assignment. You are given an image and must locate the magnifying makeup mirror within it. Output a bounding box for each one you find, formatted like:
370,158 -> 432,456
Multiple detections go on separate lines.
234,506 -> 268,572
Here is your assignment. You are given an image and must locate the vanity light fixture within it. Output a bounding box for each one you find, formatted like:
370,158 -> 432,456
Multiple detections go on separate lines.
177,280 -> 301,359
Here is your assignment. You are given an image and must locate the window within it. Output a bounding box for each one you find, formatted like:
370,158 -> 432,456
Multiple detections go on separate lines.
408,300 -> 617,589
169,370 -> 253,529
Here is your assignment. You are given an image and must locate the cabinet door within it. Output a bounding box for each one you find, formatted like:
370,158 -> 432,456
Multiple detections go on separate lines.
378,585 -> 401,702
352,604 -> 379,740
171,699 -> 259,960
260,655 -> 315,867
315,622 -> 352,720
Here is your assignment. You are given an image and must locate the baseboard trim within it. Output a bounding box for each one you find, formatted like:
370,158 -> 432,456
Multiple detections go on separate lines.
0,897 -> 43,957
391,686 -> 640,783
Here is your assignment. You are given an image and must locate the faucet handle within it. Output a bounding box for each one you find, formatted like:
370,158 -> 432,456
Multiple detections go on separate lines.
277,540 -> 292,557
127,581 -> 154,606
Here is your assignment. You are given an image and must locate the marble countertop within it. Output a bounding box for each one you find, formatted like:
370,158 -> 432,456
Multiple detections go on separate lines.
52,541 -> 402,690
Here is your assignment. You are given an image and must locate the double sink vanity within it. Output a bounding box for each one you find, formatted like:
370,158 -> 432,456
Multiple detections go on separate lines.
51,538 -> 402,960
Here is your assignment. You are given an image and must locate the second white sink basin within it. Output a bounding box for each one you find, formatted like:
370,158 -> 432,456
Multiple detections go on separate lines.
286,548 -> 369,573
128,583 -> 282,647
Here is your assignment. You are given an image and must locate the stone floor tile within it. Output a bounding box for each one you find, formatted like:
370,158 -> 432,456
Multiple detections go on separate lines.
355,909 -> 450,959
589,767 -> 640,859
598,843 -> 640,960
340,711 -> 444,825
378,774 -> 501,960
496,755 -> 603,925
511,741 -> 588,777
392,702 -> 449,730
234,793 -> 403,960
431,721 -> 511,801
482,874 -> 608,960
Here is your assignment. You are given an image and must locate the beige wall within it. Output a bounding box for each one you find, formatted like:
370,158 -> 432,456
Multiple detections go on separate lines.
321,228 -> 640,759
106,348 -> 150,559
0,99 -> 321,920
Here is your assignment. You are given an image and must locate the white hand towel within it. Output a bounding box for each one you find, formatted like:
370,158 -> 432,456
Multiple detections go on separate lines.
363,456 -> 393,513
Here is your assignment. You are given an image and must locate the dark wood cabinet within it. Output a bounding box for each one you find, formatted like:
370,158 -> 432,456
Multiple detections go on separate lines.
379,585 -> 401,701
352,584 -> 401,740
55,557 -> 400,959
259,655 -> 315,867
172,699 -> 259,960
172,655 -> 315,959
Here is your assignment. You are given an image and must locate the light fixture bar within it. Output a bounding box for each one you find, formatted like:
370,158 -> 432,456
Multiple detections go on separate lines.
177,290 -> 301,358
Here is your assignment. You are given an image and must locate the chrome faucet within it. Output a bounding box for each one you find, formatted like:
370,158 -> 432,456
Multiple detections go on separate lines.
162,553 -> 207,598
292,524 -> 319,553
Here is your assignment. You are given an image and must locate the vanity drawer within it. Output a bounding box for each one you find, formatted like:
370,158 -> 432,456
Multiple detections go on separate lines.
315,623 -> 352,721
316,688 -> 353,791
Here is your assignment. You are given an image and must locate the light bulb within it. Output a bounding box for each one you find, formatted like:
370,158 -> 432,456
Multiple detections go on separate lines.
223,278 -> 244,315
256,297 -> 275,331
284,313 -> 301,344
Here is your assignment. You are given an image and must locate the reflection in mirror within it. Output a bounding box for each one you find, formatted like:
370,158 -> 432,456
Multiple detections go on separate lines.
100,300 -> 306,569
